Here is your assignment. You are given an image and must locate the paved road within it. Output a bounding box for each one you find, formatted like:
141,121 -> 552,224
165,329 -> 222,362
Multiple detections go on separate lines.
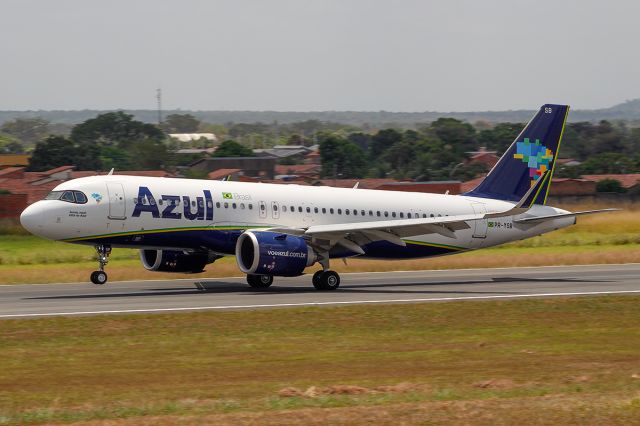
1,264 -> 639,318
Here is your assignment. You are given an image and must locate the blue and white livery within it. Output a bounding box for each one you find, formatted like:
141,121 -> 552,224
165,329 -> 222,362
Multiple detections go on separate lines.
20,105 -> 615,289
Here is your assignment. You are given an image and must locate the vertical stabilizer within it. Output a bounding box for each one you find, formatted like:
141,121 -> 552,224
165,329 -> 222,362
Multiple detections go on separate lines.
465,104 -> 569,205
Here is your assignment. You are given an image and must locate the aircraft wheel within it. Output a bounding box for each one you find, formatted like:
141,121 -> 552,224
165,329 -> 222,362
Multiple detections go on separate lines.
312,270 -> 324,289
90,270 -> 108,285
314,270 -> 340,291
247,274 -> 273,288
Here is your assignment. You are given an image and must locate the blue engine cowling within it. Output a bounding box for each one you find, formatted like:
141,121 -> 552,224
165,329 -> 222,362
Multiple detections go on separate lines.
235,231 -> 316,276
139,249 -> 213,273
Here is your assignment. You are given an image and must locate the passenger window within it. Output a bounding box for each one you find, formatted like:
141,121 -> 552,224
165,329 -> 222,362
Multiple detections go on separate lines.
377,211 -> 381,217
241,203 -> 245,209
423,214 -> 427,218
346,209 -> 350,215
430,214 -> 435,218
392,212 -> 396,218
407,213 -> 412,218
399,212 -> 404,218
260,204 -> 266,210
249,204 -> 253,210
232,203 -> 237,209
322,208 -> 326,214
384,211 -> 389,217
273,204 -> 278,211
338,209 -> 342,214
224,202 -> 229,208
330,208 -> 334,214
216,202 -> 221,208
314,207 -> 318,213
207,201 -> 213,208
199,200 -> 204,207
353,209 -> 357,216
158,199 -> 164,206
369,210 -> 373,216
298,207 -> 302,212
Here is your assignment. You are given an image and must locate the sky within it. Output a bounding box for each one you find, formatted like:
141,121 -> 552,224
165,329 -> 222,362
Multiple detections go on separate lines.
2,0 -> 639,112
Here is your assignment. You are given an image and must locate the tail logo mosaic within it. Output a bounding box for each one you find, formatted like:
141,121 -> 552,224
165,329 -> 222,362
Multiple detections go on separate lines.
513,138 -> 554,186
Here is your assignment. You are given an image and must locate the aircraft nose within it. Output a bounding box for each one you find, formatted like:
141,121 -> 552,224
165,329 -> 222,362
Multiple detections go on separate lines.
20,203 -> 43,235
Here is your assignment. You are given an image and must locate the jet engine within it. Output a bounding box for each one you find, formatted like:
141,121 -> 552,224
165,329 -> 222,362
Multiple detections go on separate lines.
139,249 -> 215,273
235,231 -> 316,276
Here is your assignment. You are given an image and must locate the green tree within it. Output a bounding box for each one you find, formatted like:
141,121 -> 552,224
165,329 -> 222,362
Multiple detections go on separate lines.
162,114 -> 201,133
319,135 -> 367,178
596,179 -> 626,193
430,117 -> 476,155
577,152 -> 637,174
1,117 -> 50,145
0,133 -> 24,153
70,111 -> 164,148
212,140 -> 254,157
370,129 -> 403,158
477,123 -> 524,152
28,136 -> 78,171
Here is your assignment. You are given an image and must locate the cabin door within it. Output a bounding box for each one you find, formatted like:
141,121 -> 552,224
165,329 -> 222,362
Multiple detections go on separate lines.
107,182 -> 127,220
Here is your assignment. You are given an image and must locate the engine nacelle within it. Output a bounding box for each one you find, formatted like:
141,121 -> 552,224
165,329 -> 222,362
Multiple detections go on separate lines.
139,249 -> 211,273
235,231 -> 316,277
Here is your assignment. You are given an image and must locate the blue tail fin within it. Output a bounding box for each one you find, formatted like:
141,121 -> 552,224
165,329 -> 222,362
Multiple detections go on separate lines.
465,104 -> 569,205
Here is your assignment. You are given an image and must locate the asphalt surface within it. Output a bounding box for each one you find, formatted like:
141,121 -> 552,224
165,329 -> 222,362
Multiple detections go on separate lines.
1,264 -> 639,319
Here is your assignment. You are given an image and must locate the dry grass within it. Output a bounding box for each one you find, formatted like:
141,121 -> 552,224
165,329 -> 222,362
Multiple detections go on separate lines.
2,296 -> 640,424
63,392 -> 640,425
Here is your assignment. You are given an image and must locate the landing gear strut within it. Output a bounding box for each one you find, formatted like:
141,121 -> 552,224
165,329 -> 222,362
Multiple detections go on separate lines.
90,244 -> 111,285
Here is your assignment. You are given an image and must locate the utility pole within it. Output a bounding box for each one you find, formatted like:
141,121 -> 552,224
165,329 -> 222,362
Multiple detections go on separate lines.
156,88 -> 163,125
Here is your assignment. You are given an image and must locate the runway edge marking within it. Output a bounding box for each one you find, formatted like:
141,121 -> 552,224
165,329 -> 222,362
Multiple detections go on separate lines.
3,289 -> 640,319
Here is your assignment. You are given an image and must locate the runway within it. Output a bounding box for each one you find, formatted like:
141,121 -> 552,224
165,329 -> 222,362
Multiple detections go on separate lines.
1,264 -> 639,319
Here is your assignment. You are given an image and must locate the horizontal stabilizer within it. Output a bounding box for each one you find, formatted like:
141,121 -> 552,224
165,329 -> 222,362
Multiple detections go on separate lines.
514,208 -> 620,224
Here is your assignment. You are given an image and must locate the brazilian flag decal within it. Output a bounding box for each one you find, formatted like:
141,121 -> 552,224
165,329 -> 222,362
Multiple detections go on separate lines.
222,192 -> 233,199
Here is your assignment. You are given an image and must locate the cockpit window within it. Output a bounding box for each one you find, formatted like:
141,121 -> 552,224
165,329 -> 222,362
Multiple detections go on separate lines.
45,191 -> 63,200
45,190 -> 88,204
60,191 -> 75,202
74,191 -> 88,204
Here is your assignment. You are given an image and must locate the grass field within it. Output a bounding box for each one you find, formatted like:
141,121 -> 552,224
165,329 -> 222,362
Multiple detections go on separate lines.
1,205 -> 639,284
1,296 -> 640,425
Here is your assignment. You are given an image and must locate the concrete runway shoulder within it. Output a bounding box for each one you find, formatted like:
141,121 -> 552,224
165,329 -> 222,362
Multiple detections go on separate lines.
1,264 -> 639,318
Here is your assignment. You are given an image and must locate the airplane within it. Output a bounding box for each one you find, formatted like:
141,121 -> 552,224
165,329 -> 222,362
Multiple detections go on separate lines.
20,104 -> 616,289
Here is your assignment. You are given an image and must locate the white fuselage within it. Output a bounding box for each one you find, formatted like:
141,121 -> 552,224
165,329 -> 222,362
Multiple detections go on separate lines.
20,175 -> 574,259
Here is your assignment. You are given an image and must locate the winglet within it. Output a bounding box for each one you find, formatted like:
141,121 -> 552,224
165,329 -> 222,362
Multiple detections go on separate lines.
108,168 -> 114,176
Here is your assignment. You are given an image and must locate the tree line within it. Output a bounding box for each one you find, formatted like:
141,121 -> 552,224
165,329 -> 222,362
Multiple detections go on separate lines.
1,111 -> 639,178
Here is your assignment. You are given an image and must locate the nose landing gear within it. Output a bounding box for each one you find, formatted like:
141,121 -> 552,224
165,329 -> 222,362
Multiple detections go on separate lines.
90,244 -> 111,285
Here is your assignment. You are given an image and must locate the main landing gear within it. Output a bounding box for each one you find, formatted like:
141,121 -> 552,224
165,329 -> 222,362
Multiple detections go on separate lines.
246,274 -> 274,288
90,244 -> 111,285
312,270 -> 341,290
